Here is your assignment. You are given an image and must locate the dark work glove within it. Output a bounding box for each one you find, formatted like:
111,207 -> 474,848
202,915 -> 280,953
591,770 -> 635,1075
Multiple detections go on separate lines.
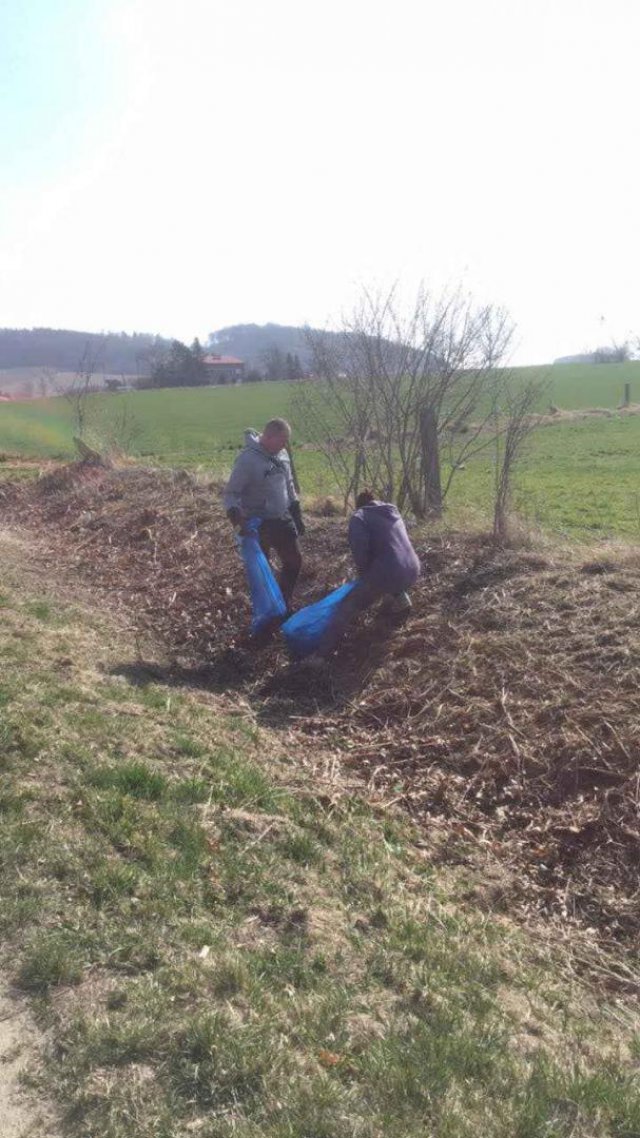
290,500 -> 306,537
227,507 -> 244,529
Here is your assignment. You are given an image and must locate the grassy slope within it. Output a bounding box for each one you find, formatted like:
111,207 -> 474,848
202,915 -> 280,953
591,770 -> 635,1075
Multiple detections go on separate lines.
0,382 -> 301,461
520,360 -> 640,411
446,415 -> 640,538
1,540 -> 639,1137
2,363 -> 640,461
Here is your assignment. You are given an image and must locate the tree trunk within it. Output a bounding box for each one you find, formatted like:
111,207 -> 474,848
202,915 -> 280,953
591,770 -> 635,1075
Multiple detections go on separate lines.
419,406 -> 443,516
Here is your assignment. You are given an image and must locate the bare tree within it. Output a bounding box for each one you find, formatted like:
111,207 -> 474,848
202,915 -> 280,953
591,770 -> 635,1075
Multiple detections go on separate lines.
293,334 -> 383,510
492,376 -> 546,543
64,339 -> 105,442
593,341 -> 630,364
296,285 -> 514,517
37,367 -> 58,398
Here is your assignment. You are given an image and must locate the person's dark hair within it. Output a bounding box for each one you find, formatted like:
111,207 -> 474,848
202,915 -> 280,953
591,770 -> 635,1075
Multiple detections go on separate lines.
355,489 -> 376,508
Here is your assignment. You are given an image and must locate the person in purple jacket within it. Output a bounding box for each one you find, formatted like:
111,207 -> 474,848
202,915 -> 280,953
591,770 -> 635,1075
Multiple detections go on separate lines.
316,490 -> 421,659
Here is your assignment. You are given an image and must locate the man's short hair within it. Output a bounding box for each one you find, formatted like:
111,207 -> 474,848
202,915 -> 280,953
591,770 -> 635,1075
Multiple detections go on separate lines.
355,489 -> 376,508
263,418 -> 291,437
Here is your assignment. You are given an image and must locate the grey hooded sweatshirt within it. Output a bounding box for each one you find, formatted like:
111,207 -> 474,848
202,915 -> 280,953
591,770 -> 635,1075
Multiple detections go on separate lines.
348,501 -> 421,594
223,430 -> 298,521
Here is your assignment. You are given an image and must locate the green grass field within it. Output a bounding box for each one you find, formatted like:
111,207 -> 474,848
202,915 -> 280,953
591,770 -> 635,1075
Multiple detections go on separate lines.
0,381 -> 304,462
447,415 -> 640,540
1,361 -> 640,540
516,360 -> 640,411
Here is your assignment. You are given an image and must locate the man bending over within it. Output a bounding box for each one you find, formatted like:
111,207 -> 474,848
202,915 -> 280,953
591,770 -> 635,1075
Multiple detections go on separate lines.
316,489 -> 421,660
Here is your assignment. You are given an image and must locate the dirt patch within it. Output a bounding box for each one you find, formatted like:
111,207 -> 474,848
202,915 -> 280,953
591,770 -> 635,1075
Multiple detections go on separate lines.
0,456 -> 59,470
537,403 -> 640,427
0,976 -> 57,1137
2,461 -> 640,946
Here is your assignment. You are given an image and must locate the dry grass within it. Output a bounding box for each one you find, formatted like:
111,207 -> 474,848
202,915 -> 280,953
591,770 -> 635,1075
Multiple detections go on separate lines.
2,460 -> 640,949
4,535 -> 640,1138
2,487 -> 640,1136
331,541 -> 640,943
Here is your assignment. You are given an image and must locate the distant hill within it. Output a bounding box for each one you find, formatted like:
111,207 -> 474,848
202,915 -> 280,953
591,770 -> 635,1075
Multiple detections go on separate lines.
554,347 -> 633,365
1,320 -> 383,393
553,353 -> 598,365
207,323 -> 326,372
0,327 -> 171,376
0,324 -> 322,389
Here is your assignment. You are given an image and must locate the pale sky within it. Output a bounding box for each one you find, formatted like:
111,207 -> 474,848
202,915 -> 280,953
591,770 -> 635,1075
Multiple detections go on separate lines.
1,0 -> 638,364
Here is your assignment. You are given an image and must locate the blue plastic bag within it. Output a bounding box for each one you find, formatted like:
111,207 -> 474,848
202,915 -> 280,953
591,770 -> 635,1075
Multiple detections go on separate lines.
281,581 -> 357,658
237,518 -> 287,635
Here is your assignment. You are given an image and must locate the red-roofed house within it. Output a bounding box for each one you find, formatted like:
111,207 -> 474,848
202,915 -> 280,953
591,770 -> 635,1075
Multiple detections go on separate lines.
202,354 -> 245,385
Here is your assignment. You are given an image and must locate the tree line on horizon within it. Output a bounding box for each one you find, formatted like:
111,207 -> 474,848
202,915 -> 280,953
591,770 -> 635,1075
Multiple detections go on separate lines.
0,324 -> 314,389
1,324 -> 635,396
0,327 -> 171,375
138,339 -> 307,389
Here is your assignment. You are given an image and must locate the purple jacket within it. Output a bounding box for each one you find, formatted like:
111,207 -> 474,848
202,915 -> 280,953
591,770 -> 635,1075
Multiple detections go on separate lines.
348,501 -> 421,593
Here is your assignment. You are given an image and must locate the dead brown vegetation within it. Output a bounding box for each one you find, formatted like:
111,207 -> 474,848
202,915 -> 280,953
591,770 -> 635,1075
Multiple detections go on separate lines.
1,460 -> 639,946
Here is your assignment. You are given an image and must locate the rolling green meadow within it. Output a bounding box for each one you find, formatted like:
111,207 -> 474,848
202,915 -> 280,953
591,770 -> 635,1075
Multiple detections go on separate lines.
2,361 -> 640,540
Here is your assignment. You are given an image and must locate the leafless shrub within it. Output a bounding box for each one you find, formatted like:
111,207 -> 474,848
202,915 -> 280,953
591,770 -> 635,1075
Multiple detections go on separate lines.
593,341 -> 630,364
296,284 -> 515,517
492,376 -> 547,543
37,367 -> 58,398
63,340 -> 104,439
93,396 -> 145,459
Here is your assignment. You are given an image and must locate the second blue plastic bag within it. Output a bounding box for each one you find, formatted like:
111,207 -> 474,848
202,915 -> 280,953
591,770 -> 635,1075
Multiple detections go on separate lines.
281,581 -> 357,658
238,518 -> 287,635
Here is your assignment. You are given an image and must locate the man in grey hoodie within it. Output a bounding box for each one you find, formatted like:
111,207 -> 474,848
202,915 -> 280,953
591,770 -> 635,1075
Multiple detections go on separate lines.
316,490 -> 421,658
224,419 -> 305,607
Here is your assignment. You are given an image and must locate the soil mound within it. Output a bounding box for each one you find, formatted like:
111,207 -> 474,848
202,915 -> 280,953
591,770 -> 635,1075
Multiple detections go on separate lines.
2,461 -> 639,943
